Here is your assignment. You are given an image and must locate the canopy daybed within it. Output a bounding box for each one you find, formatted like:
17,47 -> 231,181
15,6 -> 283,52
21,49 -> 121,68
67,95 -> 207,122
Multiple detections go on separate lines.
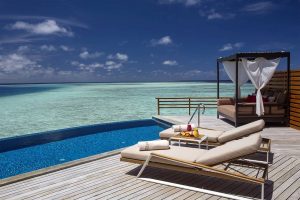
217,52 -> 290,127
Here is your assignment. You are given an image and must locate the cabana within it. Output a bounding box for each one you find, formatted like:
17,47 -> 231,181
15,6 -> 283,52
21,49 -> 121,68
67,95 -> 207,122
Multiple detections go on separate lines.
217,52 -> 290,127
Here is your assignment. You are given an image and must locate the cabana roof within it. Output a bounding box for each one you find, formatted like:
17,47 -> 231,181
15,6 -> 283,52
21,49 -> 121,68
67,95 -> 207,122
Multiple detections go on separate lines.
217,51 -> 290,62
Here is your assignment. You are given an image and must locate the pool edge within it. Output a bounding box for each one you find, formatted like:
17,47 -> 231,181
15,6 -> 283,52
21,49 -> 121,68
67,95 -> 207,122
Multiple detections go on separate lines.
0,148 -> 124,187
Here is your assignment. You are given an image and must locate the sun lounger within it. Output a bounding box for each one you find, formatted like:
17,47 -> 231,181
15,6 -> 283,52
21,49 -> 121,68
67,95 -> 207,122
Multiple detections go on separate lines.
121,133 -> 268,200
160,119 -> 271,163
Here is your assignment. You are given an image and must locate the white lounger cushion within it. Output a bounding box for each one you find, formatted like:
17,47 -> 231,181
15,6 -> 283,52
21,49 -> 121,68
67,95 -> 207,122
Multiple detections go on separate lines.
159,128 -> 178,138
121,133 -> 262,167
196,133 -> 262,166
198,128 -> 223,142
217,119 -> 265,143
121,144 -> 206,163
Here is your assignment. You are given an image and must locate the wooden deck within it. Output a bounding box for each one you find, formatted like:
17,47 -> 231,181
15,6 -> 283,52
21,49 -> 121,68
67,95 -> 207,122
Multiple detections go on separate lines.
1,116 -> 300,199
0,153 -> 300,199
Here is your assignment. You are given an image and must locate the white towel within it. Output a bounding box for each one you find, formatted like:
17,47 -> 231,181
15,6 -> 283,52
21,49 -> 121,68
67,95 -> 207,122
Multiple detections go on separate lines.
172,124 -> 195,132
138,140 -> 170,151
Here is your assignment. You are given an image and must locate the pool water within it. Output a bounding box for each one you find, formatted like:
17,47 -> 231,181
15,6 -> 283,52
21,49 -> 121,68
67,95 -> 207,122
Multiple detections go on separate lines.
0,121 -> 165,179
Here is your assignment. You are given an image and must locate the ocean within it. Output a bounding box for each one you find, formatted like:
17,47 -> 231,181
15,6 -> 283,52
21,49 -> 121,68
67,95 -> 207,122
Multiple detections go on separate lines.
0,82 -> 254,139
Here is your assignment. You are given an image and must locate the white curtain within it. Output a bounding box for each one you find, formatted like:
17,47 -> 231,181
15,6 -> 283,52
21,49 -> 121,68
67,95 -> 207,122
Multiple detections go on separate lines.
242,57 -> 281,116
222,61 -> 249,97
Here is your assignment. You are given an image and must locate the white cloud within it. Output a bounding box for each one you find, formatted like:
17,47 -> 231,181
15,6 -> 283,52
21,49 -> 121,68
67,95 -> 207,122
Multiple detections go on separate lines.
105,52 -> 129,71
105,61 -> 122,71
8,20 -> 73,36
234,42 -> 244,48
79,50 -> 103,59
17,45 -> 29,52
115,53 -> 128,61
219,43 -> 233,51
60,45 -> 73,51
219,42 -> 244,51
40,44 -> 56,51
71,61 -> 104,72
242,1 -> 275,13
0,34 -> 42,45
200,9 -> 235,20
159,0 -> 201,6
0,53 -> 40,73
162,60 -> 178,66
151,36 -> 173,46
207,11 -> 223,20
57,70 -> 73,76
107,53 -> 128,62
0,15 -> 88,29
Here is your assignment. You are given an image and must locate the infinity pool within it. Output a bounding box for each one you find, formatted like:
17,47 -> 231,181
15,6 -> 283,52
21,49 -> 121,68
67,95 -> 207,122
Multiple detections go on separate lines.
0,119 -> 168,179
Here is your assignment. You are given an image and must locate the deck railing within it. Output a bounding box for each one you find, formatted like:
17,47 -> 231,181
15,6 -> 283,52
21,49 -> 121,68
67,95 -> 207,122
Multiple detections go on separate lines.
156,97 -> 217,115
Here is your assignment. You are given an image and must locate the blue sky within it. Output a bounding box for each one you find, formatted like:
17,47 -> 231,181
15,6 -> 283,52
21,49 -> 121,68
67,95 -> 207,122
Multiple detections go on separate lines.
0,0 -> 299,83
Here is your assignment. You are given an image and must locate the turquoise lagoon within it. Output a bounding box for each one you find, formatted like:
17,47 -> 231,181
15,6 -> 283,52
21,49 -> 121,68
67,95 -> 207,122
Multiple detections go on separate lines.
0,82 -> 254,138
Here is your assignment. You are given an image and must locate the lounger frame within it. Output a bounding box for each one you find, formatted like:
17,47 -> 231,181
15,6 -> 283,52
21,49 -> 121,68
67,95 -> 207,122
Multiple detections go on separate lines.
121,152 -> 268,200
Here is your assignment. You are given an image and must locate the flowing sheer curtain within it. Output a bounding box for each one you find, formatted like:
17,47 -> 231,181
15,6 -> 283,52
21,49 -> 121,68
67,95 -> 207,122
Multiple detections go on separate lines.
222,61 -> 249,97
242,57 -> 281,116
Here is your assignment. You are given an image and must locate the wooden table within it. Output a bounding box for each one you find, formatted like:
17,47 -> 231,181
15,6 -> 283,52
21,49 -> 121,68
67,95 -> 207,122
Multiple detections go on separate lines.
169,134 -> 208,149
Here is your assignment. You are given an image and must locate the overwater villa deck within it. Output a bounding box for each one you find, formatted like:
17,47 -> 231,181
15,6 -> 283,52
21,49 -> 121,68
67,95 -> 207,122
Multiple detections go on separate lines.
1,115 -> 300,200
1,52 -> 299,199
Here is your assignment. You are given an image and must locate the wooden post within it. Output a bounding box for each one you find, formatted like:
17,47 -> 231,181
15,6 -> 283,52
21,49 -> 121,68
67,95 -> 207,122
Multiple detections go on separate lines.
235,55 -> 239,127
287,53 -> 291,126
217,60 -> 220,119
188,98 -> 191,115
157,98 -> 160,115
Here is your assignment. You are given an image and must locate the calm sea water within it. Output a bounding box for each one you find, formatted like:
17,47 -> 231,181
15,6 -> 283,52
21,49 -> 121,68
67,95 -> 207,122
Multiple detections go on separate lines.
0,82 -> 254,138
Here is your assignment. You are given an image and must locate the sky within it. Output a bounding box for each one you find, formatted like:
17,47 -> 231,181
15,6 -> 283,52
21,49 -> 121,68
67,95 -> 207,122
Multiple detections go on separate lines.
0,0 -> 299,83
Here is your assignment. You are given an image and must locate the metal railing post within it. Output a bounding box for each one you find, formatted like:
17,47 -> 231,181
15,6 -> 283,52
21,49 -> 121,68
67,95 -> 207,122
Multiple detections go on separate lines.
188,98 -> 191,115
188,103 -> 205,127
198,104 -> 200,127
157,98 -> 160,115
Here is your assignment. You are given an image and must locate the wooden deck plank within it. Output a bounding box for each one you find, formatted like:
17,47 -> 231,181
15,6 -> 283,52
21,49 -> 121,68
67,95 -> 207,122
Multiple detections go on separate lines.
271,168 -> 300,199
0,162 -> 122,198
100,171 -> 195,200
288,187 -> 300,200
118,183 -> 162,200
68,167 -> 175,200
0,157 -> 123,199
173,191 -> 197,200
51,165 -> 144,200
0,156 -> 119,193
128,182 -> 179,199
265,160 -> 300,198
24,164 -> 136,200
162,189 -> 191,200
5,163 -> 134,200
121,170 -> 198,199
93,169 -> 182,200
275,176 -> 300,200
96,180 -> 153,200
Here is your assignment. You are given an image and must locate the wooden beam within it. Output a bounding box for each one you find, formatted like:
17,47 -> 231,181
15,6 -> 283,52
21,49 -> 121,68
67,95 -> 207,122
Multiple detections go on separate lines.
218,51 -> 290,62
